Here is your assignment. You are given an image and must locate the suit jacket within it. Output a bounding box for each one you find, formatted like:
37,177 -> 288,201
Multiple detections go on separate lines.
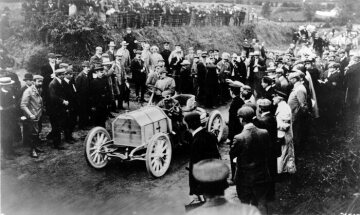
48,78 -> 66,115
62,78 -> 77,111
41,63 -> 59,103
131,58 -> 145,82
228,96 -> 244,141
160,49 -> 171,71
189,128 -> 220,195
230,123 -> 272,186
75,71 -> 90,98
254,112 -> 279,178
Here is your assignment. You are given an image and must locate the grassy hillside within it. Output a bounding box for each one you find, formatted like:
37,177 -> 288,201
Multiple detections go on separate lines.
4,21 -> 296,73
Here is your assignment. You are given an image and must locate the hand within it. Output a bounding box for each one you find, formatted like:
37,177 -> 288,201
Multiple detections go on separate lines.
63,100 -> 69,106
51,73 -> 55,78
30,114 -> 36,120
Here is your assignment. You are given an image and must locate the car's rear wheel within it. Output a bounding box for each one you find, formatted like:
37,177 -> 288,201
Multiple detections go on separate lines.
207,110 -> 225,142
146,133 -> 172,178
85,127 -> 110,169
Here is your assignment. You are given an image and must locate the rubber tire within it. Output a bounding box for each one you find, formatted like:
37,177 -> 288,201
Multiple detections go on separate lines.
207,110 -> 225,142
84,127 -> 111,169
145,133 -> 172,178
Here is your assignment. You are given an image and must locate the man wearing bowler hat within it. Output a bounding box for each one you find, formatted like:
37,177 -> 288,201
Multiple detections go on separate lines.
21,75 -> 45,158
183,112 -> 220,205
187,159 -> 261,215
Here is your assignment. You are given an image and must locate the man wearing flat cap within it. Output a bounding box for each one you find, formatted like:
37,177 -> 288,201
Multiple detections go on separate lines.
254,98 -> 278,199
187,159 -> 261,215
21,75 -> 45,158
47,68 -> 68,150
62,68 -> 77,143
287,71 -> 308,147
319,62 -> 342,124
230,106 -> 273,207
272,90 -> 296,174
183,112 -> 220,205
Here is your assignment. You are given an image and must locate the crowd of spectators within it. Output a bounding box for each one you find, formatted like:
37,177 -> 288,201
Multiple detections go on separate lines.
21,0 -> 251,28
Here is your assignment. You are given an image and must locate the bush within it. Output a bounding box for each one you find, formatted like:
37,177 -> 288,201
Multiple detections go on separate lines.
25,47 -> 49,75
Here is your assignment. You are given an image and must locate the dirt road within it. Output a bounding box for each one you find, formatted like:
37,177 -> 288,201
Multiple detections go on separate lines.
0,101 -> 233,215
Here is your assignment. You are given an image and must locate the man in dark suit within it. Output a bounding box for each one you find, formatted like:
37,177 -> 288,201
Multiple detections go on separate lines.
230,106 -> 273,207
123,27 -> 137,59
320,63 -> 342,124
254,98 -> 278,200
75,61 -> 91,129
184,112 -> 220,205
106,41 -> 116,62
260,76 -> 275,101
41,53 -> 58,111
62,68 -> 77,143
160,42 -> 171,72
130,50 -> 146,102
89,47 -> 103,70
48,68 -> 68,150
228,87 -> 245,181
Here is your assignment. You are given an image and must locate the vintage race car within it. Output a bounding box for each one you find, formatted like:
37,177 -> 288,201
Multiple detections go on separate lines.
84,94 -> 224,178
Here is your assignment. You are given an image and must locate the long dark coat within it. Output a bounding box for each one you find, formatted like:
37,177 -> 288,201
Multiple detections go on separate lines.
189,128 -> 220,195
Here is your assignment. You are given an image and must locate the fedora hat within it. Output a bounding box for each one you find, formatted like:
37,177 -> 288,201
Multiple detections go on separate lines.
48,53 -> 56,59
0,77 -> 14,86
108,41 -> 116,47
23,73 -> 34,81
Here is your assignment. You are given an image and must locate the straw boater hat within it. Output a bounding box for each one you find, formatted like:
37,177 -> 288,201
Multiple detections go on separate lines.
0,77 -> 14,85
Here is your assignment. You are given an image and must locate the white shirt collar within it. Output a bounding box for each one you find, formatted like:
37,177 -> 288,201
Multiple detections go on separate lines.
265,86 -> 271,91
64,78 -> 70,83
261,111 -> 271,117
192,127 -> 203,136
55,77 -> 62,83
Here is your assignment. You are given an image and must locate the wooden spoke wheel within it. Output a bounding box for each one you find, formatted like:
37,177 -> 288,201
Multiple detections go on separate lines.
207,110 -> 225,142
146,133 -> 172,178
85,127 -> 111,169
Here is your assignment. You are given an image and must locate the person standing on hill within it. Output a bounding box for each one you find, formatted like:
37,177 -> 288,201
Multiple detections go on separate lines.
123,27 -> 137,59
160,41 -> 172,72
